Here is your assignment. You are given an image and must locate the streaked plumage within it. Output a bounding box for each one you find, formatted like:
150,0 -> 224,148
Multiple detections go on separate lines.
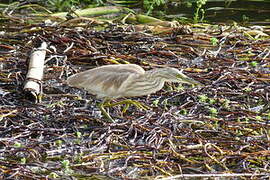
67,64 -> 200,122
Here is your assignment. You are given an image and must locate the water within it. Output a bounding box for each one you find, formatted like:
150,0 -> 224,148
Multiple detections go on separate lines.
166,0 -> 270,24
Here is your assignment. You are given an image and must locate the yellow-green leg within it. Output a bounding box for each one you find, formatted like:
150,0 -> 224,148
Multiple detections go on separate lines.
104,99 -> 151,114
98,99 -> 115,123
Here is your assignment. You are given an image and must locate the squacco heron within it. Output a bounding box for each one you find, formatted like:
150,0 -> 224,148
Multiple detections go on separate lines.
67,64 -> 200,122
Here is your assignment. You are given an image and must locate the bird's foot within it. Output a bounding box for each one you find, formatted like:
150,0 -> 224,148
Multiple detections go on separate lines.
104,99 -> 151,114
98,103 -> 115,123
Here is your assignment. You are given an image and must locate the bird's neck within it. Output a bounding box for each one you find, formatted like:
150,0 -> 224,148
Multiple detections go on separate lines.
143,70 -> 166,90
145,69 -> 166,82
144,70 -> 160,81
122,70 -> 166,97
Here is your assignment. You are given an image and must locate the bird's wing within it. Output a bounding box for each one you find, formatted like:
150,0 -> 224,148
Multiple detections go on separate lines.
99,64 -> 145,74
67,64 -> 145,98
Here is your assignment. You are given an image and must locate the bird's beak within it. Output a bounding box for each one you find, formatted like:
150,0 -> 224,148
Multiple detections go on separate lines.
176,74 -> 202,86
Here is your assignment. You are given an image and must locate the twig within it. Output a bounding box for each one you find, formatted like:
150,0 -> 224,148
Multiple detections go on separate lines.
159,173 -> 269,179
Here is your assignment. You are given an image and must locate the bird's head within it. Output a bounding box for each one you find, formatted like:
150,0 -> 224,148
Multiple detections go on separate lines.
156,67 -> 202,86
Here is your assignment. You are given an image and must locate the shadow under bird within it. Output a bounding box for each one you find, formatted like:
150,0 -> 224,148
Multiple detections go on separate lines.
67,64 -> 201,122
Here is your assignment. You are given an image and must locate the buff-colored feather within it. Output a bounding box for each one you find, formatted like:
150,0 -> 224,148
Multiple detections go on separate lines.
67,64 -> 201,122
67,64 -> 200,99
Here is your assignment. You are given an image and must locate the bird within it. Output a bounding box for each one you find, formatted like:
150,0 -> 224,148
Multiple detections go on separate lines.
67,64 -> 201,122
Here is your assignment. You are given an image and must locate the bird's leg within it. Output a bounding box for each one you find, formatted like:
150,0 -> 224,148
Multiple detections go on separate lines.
124,99 -> 151,111
122,103 -> 130,114
105,99 -> 151,113
98,99 -> 115,123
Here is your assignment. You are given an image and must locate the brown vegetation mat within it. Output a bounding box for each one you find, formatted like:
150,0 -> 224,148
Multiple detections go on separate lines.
0,19 -> 270,179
